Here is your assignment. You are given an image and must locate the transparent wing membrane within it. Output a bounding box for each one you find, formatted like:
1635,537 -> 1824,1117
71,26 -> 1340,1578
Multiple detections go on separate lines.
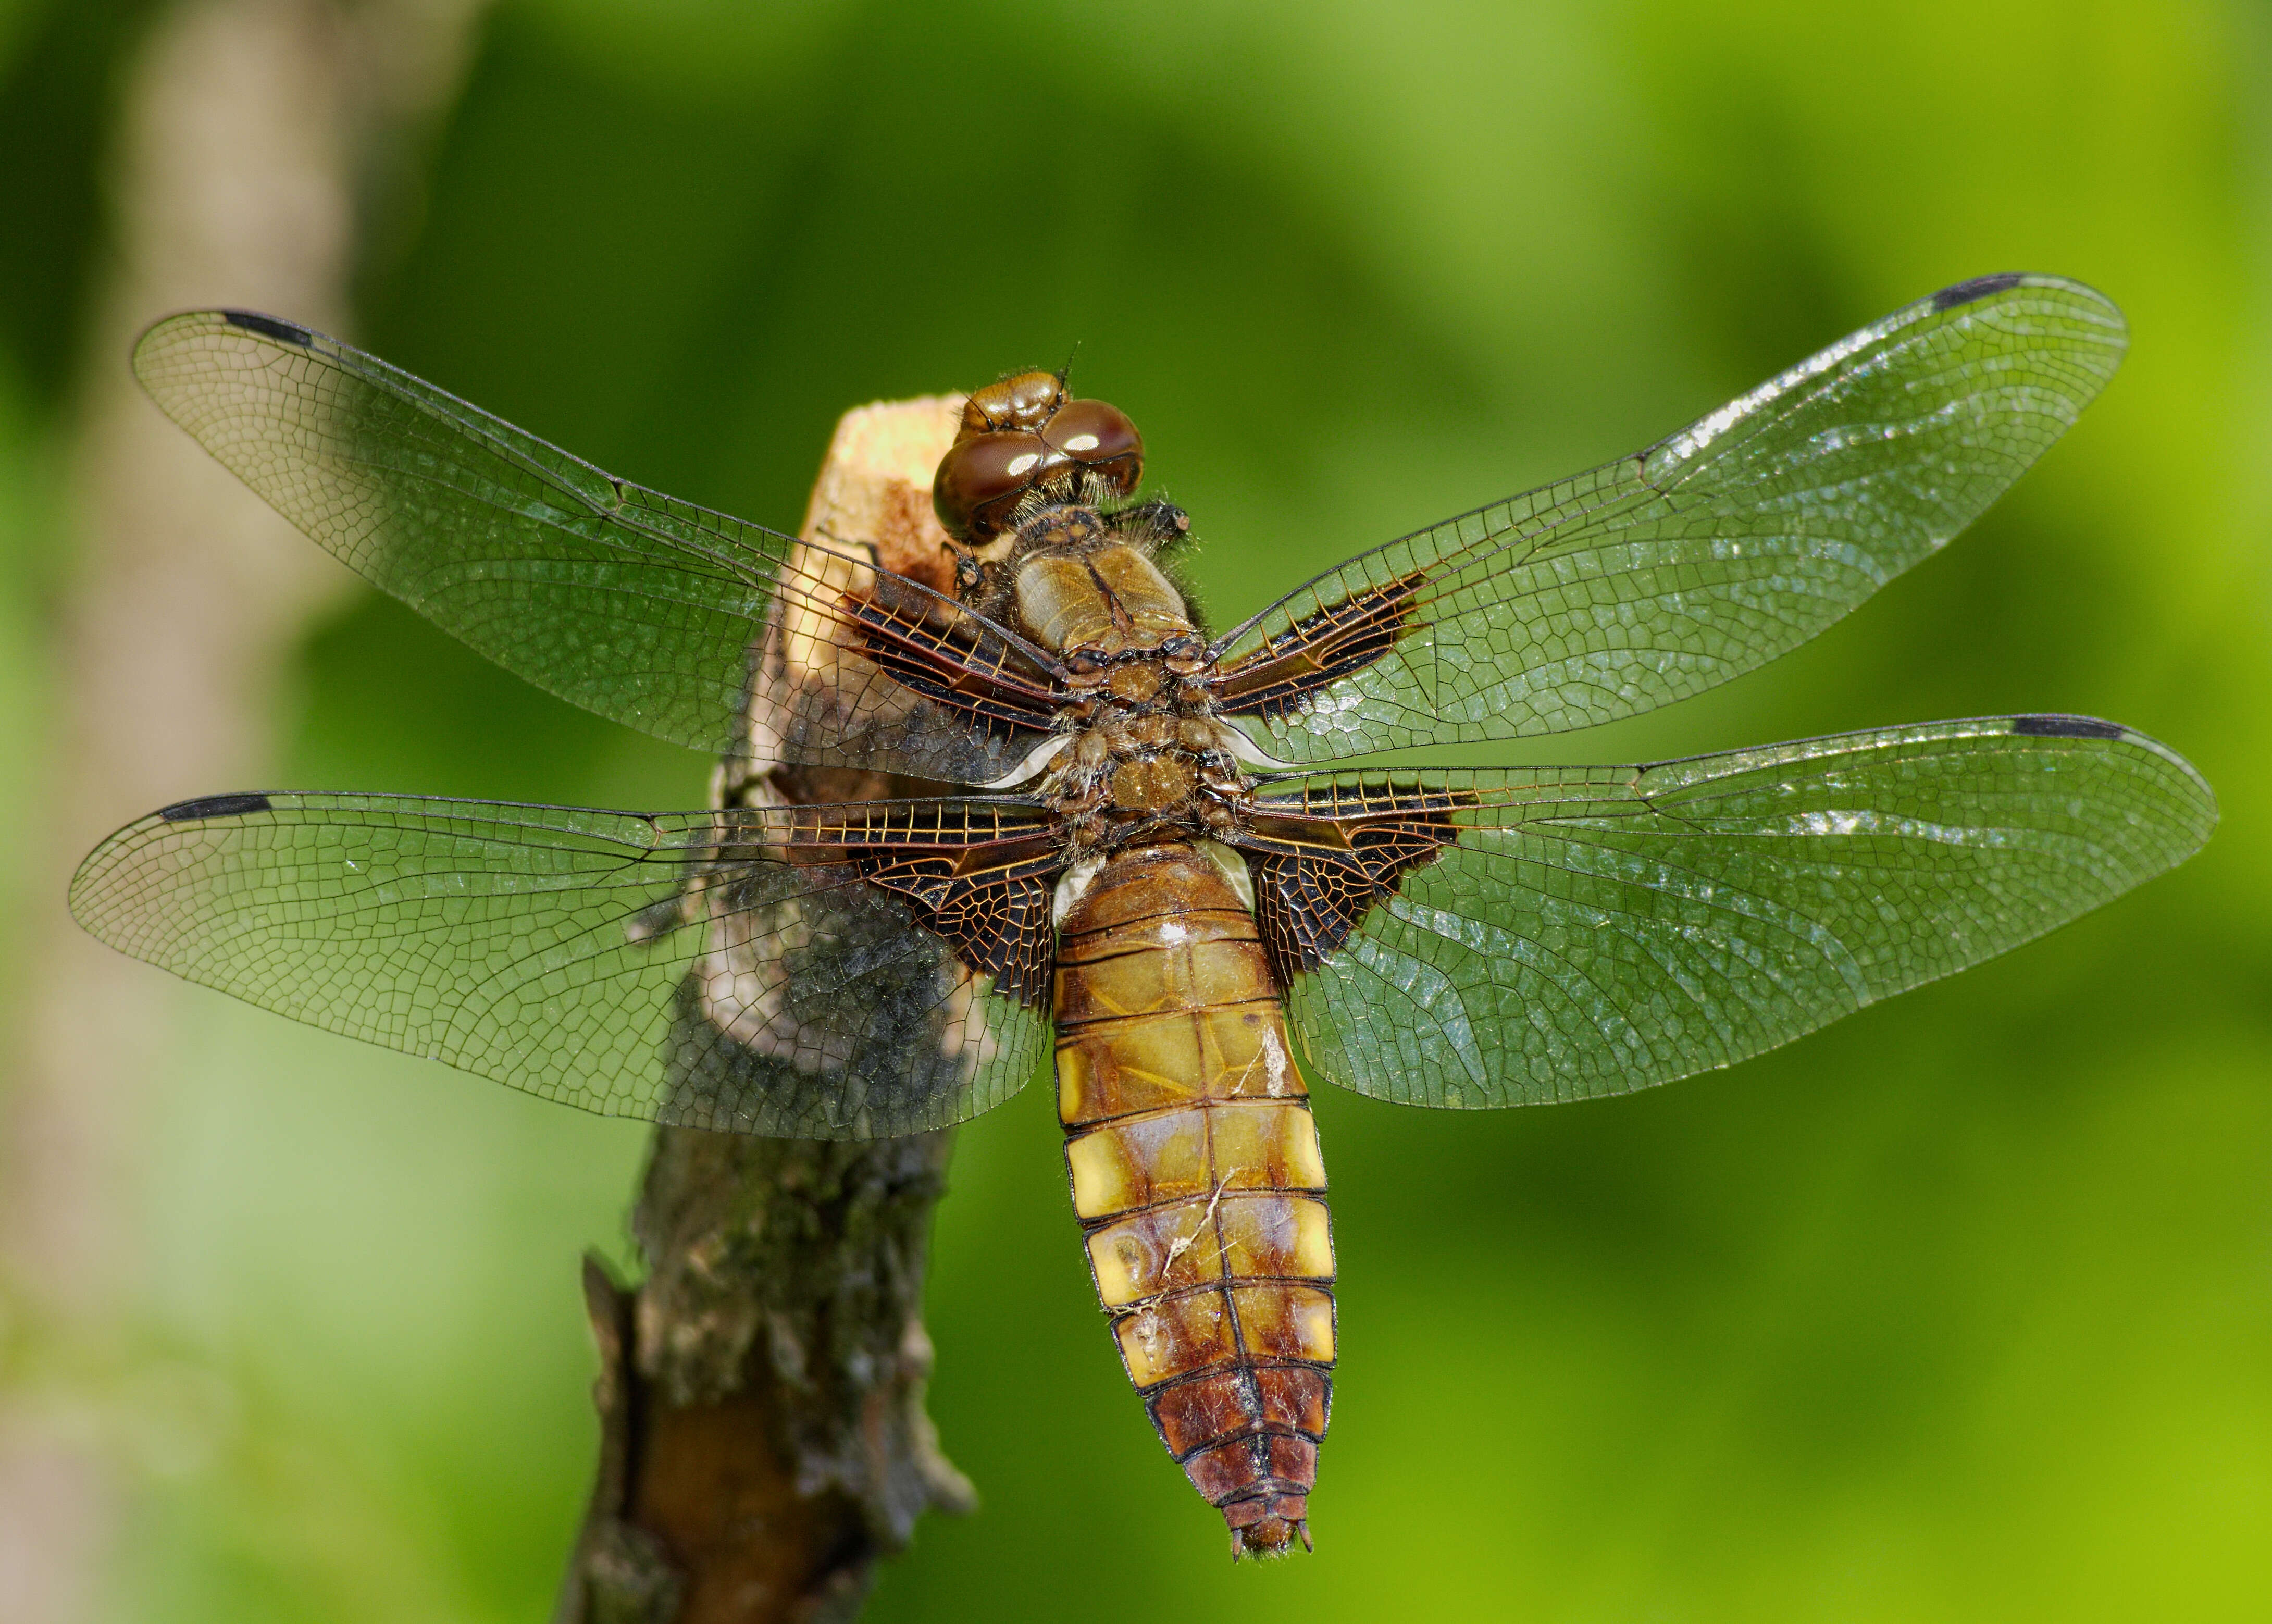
1258,718 -> 2214,1107
96,280 -> 2214,1143
133,311 -> 1054,783
1214,276 -> 2128,761
69,792 -> 1057,1138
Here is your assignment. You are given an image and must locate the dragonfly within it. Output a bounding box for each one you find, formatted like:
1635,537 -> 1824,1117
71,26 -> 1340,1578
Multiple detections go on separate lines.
71,274 -> 2215,1557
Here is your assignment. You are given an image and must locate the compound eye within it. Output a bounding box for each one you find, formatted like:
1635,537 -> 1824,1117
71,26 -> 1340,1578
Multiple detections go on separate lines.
1044,398 -> 1143,496
962,370 -> 1066,435
933,430 -> 1048,541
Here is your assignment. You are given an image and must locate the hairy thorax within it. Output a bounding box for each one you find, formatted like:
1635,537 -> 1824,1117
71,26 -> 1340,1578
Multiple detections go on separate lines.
1002,510 -> 1250,851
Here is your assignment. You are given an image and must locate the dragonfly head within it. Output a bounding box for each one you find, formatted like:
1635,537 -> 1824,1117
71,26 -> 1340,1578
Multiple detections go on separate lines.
934,368 -> 1144,541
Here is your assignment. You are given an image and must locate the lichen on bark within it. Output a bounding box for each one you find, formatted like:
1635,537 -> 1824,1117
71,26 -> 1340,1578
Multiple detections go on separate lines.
557,398 -> 979,1624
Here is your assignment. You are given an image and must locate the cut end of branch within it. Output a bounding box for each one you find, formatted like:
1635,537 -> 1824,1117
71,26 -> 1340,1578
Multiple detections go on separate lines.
556,396 -> 978,1624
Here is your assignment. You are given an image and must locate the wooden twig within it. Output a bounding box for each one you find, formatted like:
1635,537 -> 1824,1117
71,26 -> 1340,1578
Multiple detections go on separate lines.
556,398 -> 979,1624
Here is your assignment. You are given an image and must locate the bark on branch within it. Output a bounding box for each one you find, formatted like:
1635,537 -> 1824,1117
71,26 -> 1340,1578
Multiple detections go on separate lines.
556,399 -> 979,1624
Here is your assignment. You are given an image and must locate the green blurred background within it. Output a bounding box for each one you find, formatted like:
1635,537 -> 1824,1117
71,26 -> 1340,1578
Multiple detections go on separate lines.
2,1 -> 2267,1618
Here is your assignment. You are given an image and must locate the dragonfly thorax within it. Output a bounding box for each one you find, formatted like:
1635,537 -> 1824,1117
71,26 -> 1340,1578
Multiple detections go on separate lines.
1041,703 -> 1248,851
999,499 -> 1250,847
1013,538 -> 1191,658
1036,645 -> 1250,852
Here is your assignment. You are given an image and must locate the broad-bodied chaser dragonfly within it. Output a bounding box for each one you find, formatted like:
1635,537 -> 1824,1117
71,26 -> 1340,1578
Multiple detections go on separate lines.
72,275 -> 2214,1556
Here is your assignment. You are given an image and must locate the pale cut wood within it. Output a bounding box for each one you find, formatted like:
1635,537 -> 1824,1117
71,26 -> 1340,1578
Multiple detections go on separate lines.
556,394 -> 979,1624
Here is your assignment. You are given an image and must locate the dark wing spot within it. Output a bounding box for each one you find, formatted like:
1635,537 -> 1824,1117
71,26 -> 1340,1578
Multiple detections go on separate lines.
1932,272 -> 2028,312
854,843 -> 1062,1007
2013,713 -> 2125,740
159,792 -> 275,822
220,311 -> 313,346
1211,569 -> 1430,724
1234,786 -> 1478,983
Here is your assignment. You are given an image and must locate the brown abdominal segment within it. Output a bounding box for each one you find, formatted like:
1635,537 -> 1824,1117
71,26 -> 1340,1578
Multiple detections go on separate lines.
1054,845 -> 1335,1557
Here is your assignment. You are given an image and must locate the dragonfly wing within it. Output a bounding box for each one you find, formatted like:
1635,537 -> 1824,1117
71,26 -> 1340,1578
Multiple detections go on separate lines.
69,792 -> 1060,1138
134,311 -> 1058,784
1212,275 -> 2128,761
1230,718 -> 2212,1107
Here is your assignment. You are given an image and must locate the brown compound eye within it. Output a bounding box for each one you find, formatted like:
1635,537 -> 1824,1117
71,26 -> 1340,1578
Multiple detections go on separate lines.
1044,398 -> 1143,496
962,370 -> 1066,436
933,430 -> 1048,541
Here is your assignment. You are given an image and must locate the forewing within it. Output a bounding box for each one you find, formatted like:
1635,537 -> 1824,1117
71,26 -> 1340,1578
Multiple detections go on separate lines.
68,792 -> 1059,1138
1247,717 -> 2212,1107
133,311 -> 1058,783
1213,275 -> 2127,761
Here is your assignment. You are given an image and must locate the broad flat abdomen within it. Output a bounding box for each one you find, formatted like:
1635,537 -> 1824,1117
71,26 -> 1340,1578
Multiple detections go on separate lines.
1053,843 -> 1335,1555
